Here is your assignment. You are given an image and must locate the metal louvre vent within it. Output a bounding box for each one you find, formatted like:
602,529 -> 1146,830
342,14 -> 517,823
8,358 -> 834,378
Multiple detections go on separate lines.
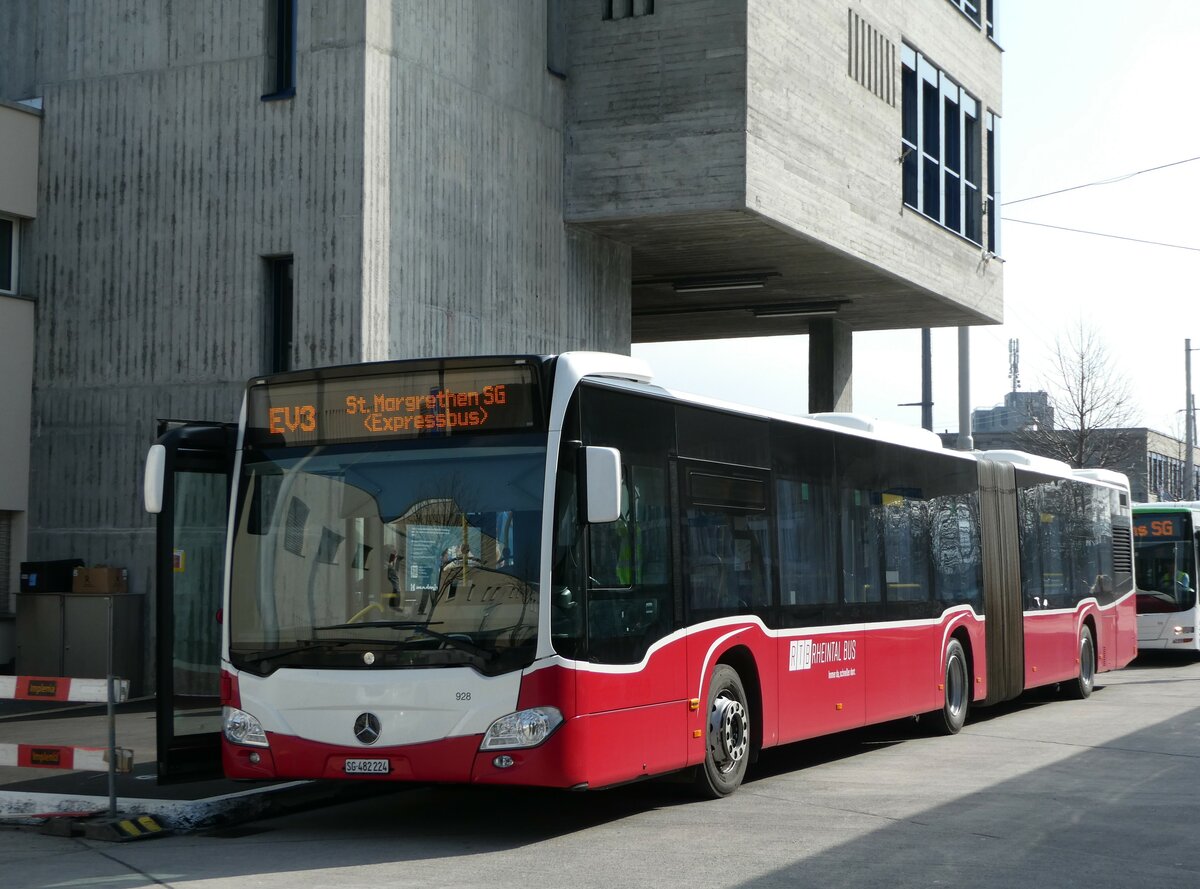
1112,530 -> 1133,576
848,10 -> 896,106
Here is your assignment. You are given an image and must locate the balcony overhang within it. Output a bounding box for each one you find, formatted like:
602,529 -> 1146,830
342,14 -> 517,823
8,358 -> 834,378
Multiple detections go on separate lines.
574,209 -> 999,343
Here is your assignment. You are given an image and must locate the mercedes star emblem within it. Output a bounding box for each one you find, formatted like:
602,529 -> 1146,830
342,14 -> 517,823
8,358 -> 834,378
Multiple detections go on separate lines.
354,712 -> 382,745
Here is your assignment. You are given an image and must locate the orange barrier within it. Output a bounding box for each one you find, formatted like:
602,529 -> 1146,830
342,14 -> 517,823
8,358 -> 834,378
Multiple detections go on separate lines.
0,742 -> 132,773
0,675 -> 129,704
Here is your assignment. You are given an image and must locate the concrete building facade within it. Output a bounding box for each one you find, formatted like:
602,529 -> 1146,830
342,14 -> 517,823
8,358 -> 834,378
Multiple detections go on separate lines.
0,1 -> 1002,688
0,98 -> 39,670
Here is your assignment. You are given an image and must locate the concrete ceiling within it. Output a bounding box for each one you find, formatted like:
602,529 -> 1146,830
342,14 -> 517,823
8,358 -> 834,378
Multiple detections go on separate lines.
578,210 -> 995,343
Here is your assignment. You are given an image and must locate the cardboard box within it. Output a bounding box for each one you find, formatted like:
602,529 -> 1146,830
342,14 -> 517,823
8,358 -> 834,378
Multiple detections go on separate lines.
71,567 -> 129,594
20,559 -> 84,593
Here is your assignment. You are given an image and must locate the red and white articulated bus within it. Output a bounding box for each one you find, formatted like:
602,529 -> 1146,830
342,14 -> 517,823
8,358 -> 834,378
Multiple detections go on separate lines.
144,352 -> 1137,796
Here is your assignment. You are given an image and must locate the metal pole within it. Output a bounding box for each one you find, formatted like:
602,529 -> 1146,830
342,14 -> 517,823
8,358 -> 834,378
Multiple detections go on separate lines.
920,328 -> 933,431
1186,339 -> 1194,500
956,327 -> 974,451
107,595 -> 117,819
1191,391 -> 1197,499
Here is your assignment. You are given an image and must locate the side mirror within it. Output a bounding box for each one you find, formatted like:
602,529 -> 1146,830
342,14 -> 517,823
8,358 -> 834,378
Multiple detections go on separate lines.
144,444 -> 167,514
583,446 -> 622,524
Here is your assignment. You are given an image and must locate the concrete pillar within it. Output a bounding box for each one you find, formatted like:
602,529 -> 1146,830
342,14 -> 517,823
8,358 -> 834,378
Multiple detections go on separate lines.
808,319 -> 852,414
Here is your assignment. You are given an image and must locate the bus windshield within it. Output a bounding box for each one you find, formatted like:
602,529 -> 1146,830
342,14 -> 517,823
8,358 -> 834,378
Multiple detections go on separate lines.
228,435 -> 546,677
1135,512 -> 1197,614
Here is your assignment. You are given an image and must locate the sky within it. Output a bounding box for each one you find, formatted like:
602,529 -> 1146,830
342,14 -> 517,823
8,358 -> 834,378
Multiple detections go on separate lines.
633,1 -> 1200,440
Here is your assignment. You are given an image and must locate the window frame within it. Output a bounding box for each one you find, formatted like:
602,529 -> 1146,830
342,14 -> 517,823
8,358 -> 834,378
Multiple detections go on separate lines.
264,254 -> 294,374
262,0 -> 297,102
0,215 -> 17,295
901,45 -> 991,248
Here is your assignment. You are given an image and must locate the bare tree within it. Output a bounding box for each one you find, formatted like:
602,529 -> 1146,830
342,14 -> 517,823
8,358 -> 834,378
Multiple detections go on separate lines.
1019,321 -> 1141,469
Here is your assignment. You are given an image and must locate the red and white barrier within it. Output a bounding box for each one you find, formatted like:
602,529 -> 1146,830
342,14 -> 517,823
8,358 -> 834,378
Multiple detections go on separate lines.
0,742 -> 132,773
0,675 -> 129,704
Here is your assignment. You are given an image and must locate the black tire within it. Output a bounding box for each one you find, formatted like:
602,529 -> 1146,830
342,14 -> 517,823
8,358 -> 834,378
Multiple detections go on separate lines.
694,664 -> 751,799
933,639 -> 970,735
1067,625 -> 1095,700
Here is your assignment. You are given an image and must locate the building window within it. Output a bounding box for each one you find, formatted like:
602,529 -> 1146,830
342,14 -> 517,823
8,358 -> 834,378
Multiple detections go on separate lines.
266,255 -> 294,373
986,111 -> 1000,253
603,0 -> 653,21
901,46 -> 986,247
547,0 -> 567,78
946,0 -> 981,27
262,0 -> 296,101
0,216 -> 16,295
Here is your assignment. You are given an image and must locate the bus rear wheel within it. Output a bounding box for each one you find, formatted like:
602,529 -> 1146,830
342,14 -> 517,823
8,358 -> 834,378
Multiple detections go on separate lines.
1067,625 -> 1095,700
932,638 -> 969,735
695,664 -> 750,799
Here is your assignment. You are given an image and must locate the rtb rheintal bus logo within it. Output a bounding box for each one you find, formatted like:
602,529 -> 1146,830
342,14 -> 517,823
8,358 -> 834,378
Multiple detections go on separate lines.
789,638 -> 857,676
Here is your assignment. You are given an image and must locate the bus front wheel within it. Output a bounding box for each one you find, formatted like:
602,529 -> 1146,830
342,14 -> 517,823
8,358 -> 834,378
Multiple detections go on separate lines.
695,664 -> 750,799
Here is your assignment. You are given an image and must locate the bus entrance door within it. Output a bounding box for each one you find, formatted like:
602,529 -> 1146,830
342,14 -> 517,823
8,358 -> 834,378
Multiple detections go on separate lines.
146,421 -> 236,782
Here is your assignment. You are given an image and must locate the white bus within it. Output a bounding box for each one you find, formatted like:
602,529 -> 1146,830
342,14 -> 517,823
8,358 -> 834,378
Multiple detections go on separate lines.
1134,502 -> 1200,651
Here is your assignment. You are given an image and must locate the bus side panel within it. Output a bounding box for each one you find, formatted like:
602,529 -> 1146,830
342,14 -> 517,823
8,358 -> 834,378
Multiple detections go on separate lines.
1023,610 -> 1082,688
581,702 -> 689,789
1106,595 -> 1139,669
572,636 -> 690,786
1097,604 -> 1116,671
775,628 -> 865,745
572,637 -> 687,714
1116,596 -> 1140,666
863,622 -> 942,724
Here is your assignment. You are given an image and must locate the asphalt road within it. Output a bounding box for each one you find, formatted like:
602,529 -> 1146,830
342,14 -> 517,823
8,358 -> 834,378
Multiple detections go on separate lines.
4,650 -> 1200,889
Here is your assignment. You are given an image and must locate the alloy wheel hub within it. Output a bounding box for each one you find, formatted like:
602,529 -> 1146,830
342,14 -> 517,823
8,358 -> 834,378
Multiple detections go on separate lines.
709,696 -> 749,766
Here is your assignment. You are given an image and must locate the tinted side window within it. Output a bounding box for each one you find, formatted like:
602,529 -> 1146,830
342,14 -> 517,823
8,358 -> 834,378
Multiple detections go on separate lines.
772,423 -> 837,627
677,405 -> 769,466
1017,474 -> 1070,609
680,460 -> 773,623
837,437 -> 981,620
1019,475 -> 1116,610
578,385 -> 675,664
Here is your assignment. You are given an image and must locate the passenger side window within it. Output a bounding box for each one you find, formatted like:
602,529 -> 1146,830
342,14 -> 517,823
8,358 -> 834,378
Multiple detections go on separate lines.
577,384 -> 675,665
776,478 -> 837,610
931,493 -> 983,610
681,464 -> 773,620
836,438 -> 980,619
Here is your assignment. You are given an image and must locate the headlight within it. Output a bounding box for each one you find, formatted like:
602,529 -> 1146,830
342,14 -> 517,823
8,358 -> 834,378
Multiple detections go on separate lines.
223,706 -> 269,747
480,706 -> 563,750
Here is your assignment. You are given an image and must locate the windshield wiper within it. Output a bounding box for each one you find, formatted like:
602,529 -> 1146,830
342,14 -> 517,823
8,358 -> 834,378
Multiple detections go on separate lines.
315,620 -> 494,660
237,639 -> 358,666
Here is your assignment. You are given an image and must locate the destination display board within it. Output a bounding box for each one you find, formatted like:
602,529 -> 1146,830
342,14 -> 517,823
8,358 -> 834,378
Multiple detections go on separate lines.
1133,513 -> 1191,541
245,364 -> 542,447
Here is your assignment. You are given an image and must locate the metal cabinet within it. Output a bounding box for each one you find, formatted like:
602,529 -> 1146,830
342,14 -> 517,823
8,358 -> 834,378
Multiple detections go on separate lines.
15,593 -> 143,696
